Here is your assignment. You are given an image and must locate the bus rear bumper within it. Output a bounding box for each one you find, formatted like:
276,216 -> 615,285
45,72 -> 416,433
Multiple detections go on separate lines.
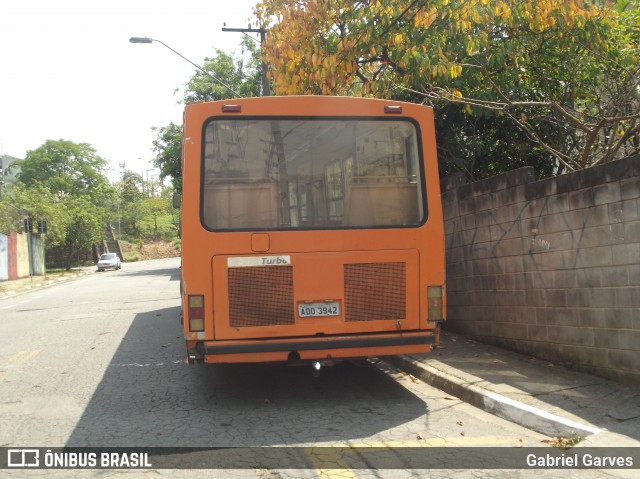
187,331 -> 436,364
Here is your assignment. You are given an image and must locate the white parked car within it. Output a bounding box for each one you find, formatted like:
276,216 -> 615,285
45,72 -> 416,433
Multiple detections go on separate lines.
97,253 -> 121,271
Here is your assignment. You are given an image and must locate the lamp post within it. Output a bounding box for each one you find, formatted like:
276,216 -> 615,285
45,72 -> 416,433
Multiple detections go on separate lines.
145,169 -> 155,198
129,37 -> 240,97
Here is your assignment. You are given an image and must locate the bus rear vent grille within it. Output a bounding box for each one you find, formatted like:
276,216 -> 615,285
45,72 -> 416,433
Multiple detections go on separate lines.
344,262 -> 406,321
228,266 -> 294,327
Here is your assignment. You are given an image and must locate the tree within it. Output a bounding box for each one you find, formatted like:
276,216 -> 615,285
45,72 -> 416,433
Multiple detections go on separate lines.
60,196 -> 106,269
16,139 -> 112,200
152,38 -> 263,191
182,37 -> 263,103
152,123 -> 183,193
11,139 -> 115,268
256,0 -> 640,177
117,171 -> 144,204
0,183 -> 66,246
107,170 -> 143,240
432,100 -> 557,179
142,197 -> 168,234
0,180 -> 111,269
120,199 -> 145,240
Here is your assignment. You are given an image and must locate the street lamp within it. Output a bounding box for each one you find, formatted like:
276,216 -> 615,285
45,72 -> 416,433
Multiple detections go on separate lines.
129,36 -> 240,97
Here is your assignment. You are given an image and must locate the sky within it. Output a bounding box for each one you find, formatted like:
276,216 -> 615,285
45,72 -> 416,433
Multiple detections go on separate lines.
0,0 -> 261,181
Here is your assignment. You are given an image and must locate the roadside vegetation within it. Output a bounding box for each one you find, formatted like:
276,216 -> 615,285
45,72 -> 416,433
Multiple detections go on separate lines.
0,148 -> 181,269
1,4 -> 638,268
256,0 -> 639,179
0,39 -> 260,270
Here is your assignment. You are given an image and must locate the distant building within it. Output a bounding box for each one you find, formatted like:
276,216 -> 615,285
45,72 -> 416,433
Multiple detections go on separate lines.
0,154 -> 21,189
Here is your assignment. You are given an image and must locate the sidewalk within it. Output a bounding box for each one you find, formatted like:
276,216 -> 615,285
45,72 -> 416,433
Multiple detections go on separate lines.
0,266 -> 95,299
388,331 -> 640,448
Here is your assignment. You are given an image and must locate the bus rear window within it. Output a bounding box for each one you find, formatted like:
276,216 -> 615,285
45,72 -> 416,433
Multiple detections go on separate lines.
201,118 -> 425,230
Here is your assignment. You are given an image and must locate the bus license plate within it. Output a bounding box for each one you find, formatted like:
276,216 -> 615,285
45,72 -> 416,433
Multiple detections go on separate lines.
298,302 -> 340,318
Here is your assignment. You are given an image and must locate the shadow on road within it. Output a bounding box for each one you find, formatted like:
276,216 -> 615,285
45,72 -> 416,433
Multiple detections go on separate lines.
66,305 -> 426,447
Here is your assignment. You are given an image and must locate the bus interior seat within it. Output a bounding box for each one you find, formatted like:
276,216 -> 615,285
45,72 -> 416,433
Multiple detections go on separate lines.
344,177 -> 420,226
203,177 -> 278,229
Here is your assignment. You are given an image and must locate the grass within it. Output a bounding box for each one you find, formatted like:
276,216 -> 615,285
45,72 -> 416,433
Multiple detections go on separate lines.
138,212 -> 179,242
116,211 -> 179,262
542,435 -> 584,449
120,240 -> 143,262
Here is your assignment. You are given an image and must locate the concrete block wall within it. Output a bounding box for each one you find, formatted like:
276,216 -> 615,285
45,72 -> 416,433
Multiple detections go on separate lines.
442,156 -> 640,384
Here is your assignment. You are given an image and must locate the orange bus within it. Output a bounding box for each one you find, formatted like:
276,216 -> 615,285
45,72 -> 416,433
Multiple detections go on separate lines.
180,96 -> 445,369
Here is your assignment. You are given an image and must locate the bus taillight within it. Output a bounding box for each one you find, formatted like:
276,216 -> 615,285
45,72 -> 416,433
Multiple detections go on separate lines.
427,286 -> 443,323
384,105 -> 403,114
188,295 -> 205,332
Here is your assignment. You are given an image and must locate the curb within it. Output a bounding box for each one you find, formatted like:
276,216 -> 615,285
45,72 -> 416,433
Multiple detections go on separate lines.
0,269 -> 95,299
387,354 -> 602,439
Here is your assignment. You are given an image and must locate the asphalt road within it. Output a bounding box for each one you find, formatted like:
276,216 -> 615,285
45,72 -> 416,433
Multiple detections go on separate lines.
0,257 -> 569,478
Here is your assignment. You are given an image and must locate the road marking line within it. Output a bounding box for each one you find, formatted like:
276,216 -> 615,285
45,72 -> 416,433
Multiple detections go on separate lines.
362,436 -> 529,447
306,436 -> 528,476
0,349 -> 41,378
305,449 -> 357,479
0,300 -> 29,310
8,349 -> 41,364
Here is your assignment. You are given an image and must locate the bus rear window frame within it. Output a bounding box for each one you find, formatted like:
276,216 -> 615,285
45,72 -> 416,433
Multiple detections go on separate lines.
198,115 -> 429,233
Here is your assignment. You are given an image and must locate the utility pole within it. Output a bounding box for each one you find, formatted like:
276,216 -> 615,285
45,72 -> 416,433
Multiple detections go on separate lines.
221,25 -> 270,96
24,218 -> 33,282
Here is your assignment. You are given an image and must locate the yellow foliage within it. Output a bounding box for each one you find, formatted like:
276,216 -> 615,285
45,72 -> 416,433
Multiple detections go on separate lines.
415,7 -> 438,29
450,65 -> 463,79
466,39 -> 476,56
255,0 -> 621,96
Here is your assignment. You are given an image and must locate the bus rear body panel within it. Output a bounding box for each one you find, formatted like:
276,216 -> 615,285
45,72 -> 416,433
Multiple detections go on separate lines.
181,96 -> 445,364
